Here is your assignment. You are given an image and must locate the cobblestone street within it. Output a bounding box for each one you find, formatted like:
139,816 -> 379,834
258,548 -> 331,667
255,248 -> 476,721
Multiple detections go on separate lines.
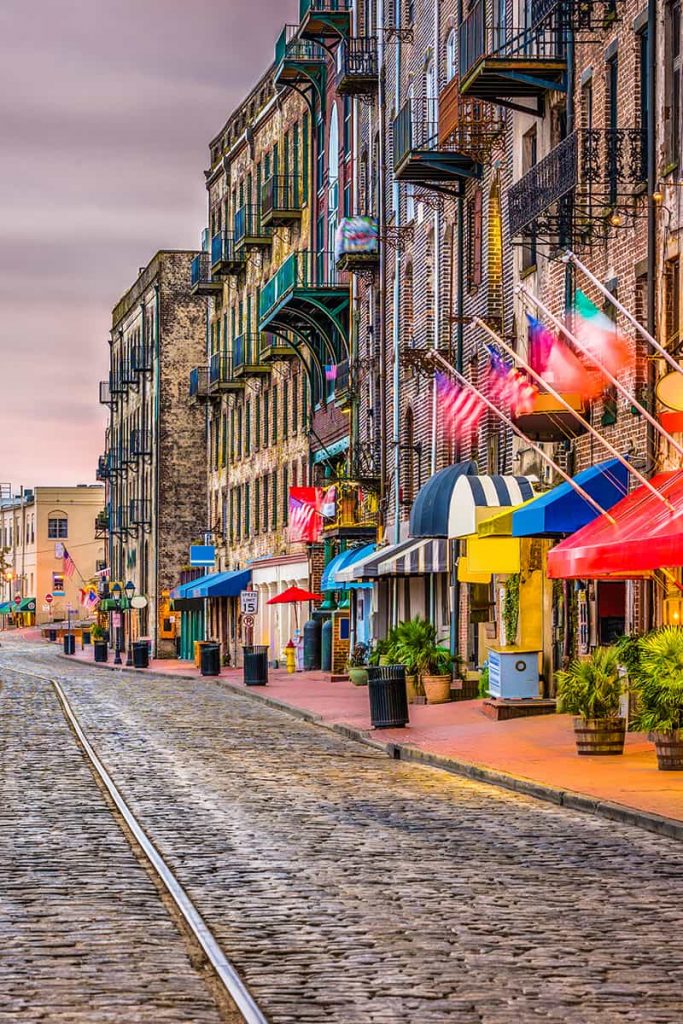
3,641 -> 683,1023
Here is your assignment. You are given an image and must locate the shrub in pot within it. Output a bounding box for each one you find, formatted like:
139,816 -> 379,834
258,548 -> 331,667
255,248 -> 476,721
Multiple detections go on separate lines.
632,627 -> 683,770
556,646 -> 625,755
346,642 -> 370,686
391,619 -> 425,702
393,617 -> 452,704
90,623 -> 108,664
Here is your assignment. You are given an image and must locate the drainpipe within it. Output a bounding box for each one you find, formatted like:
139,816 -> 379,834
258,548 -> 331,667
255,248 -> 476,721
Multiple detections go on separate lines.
392,0 -> 402,547
153,283 -> 161,657
646,0 -> 657,471
428,0 -> 441,626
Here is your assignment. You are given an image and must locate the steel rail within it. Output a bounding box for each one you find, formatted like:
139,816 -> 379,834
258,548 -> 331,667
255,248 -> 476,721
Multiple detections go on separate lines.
49,675 -> 268,1024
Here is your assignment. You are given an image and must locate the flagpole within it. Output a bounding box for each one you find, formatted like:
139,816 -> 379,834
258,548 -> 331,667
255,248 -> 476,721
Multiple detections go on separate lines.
473,317 -> 674,511
517,284 -> 683,459
562,250 -> 683,377
429,351 -> 617,524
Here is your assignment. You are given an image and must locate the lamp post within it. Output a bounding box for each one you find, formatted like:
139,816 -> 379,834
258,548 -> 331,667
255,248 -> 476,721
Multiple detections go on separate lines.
111,582 -> 122,665
124,580 -> 135,667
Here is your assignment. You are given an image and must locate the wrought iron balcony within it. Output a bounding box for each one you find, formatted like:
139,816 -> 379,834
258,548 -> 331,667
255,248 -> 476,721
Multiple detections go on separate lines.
393,98 -> 483,183
122,356 -> 137,386
351,440 -> 382,484
99,380 -> 114,406
189,365 -> 210,400
108,446 -> 126,476
129,499 -> 152,528
94,510 -> 109,537
211,231 -> 246,276
131,340 -> 152,374
260,251 -> 349,322
110,506 -> 129,536
298,0 -> 351,40
110,369 -> 126,395
234,205 -> 272,251
261,175 -> 303,227
96,455 -> 111,482
334,358 -> 351,409
259,333 -> 297,362
233,334 -> 271,379
321,482 -> 379,540
191,252 -> 222,296
513,392 -> 588,442
274,24 -> 326,91
459,0 -> 566,108
507,128 -> 647,239
130,429 -> 152,459
209,351 -> 245,393
336,37 -> 378,95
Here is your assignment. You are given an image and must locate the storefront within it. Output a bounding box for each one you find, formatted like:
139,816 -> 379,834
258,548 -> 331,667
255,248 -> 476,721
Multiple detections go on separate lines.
250,555 -> 310,667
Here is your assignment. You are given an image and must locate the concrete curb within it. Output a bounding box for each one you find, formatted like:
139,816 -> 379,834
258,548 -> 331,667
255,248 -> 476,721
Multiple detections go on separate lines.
56,652 -> 683,843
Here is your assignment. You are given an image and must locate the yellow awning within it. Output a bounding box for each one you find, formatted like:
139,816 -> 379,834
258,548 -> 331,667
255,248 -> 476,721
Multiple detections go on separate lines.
477,499 -> 534,538
465,534 -> 522,574
457,552 -> 492,583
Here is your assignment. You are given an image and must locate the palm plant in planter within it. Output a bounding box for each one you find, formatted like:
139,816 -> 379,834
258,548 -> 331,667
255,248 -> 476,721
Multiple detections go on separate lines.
556,647 -> 625,755
346,642 -> 370,686
632,627 -> 683,770
392,617 -> 453,704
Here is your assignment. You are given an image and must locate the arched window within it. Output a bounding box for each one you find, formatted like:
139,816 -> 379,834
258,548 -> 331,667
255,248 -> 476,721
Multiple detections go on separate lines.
403,407 -> 416,506
47,511 -> 68,539
446,29 -> 458,81
403,262 -> 414,343
425,59 -> 437,135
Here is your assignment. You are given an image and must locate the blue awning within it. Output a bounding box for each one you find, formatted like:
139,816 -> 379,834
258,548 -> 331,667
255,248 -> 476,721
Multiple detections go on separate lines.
170,578 -> 201,600
512,458 -> 629,537
409,461 -> 478,537
188,568 -> 251,598
321,544 -> 376,592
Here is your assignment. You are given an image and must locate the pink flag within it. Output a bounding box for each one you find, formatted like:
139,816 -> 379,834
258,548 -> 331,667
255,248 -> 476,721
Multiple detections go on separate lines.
436,372 -> 485,441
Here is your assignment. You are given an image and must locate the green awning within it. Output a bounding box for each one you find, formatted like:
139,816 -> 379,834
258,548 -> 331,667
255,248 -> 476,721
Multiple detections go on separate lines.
100,597 -> 131,611
18,598 -> 36,612
0,602 -> 13,614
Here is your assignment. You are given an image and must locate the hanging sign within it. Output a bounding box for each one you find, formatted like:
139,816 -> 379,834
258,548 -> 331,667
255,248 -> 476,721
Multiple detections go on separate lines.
190,545 -> 215,567
656,371 -> 683,412
131,595 -> 148,609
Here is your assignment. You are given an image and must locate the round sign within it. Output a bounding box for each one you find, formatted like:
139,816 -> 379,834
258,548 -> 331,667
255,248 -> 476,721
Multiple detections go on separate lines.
14,595 -> 21,605
656,371 -> 683,412
131,595 -> 148,609
243,614 -> 255,628
45,593 -> 54,604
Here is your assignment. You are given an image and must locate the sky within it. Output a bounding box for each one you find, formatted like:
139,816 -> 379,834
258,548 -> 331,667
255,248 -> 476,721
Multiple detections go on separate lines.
0,0 -> 297,492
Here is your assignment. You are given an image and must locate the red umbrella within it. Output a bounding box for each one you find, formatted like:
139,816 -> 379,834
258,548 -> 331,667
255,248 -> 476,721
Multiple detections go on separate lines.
267,586 -> 322,604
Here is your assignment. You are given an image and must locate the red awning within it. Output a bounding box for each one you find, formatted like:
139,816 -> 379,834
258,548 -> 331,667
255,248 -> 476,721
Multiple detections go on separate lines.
547,471 -> 683,579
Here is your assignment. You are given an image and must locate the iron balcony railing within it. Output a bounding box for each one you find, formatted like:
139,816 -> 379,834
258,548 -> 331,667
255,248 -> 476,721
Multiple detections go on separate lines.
189,366 -> 210,399
299,0 -> 352,19
234,204 -> 271,245
110,506 -> 129,536
261,175 -> 303,218
99,380 -> 113,406
191,252 -> 211,287
260,250 -> 348,321
336,36 -> 378,87
131,341 -> 152,373
110,369 -> 126,395
96,455 -> 111,482
275,23 -> 326,65
209,351 -> 237,386
94,510 -> 109,534
507,128 -> 647,237
459,0 -> 564,81
233,333 -> 261,369
211,231 -> 244,271
130,429 -> 152,459
108,446 -> 125,475
260,333 -> 294,358
129,499 -> 151,527
122,356 -> 137,386
335,358 -> 350,398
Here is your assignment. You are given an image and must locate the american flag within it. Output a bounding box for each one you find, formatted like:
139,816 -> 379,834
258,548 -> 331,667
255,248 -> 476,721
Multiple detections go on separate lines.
436,372 -> 485,441
288,487 -> 322,543
324,364 -> 338,382
486,346 -> 538,416
63,547 -> 76,579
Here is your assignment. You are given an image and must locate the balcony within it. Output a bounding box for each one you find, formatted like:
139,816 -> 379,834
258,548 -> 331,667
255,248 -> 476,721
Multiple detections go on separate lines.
189,366 -> 210,401
99,380 -> 114,406
261,175 -> 303,228
336,37 -> 378,95
122,356 -> 137,387
459,0 -> 566,110
298,0 -> 351,39
108,446 -> 126,477
191,252 -> 222,296
321,483 -> 379,541
334,358 -> 351,409
211,231 -> 246,276
94,509 -> 109,538
209,351 -> 245,393
507,128 -> 647,240
259,251 -> 350,355
129,499 -> 152,529
130,429 -> 152,459
260,333 -> 297,362
274,24 -> 326,93
233,334 -> 271,379
131,340 -> 152,374
234,205 -> 272,251
110,370 -> 126,396
513,392 -> 588,442
96,455 -> 111,482
393,98 -> 483,184
110,506 -> 129,536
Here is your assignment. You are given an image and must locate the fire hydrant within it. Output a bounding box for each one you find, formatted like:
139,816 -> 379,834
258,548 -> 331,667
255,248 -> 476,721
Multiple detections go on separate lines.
284,639 -> 296,674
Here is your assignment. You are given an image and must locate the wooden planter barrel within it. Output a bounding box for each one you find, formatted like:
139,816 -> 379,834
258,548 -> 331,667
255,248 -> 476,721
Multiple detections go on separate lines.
573,717 -> 626,755
422,674 -> 452,705
653,732 -> 683,771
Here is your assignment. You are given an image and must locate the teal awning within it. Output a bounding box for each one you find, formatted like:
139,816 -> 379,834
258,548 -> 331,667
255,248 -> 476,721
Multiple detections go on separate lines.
188,569 -> 251,598
321,544 -> 376,591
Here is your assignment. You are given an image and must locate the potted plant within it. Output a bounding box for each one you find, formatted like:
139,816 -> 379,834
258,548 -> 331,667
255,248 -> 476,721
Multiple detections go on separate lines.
346,642 -> 370,686
556,646 -> 625,755
393,617 -> 453,704
90,623 -> 108,664
631,627 -> 683,770
392,618 -> 426,702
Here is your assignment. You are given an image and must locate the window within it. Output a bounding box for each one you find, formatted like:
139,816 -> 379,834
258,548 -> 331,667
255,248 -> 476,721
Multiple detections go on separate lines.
406,0 -> 415,24
467,188 -> 483,288
638,28 -> 649,142
263,475 -> 269,532
665,258 -> 681,351
255,397 -> 261,451
272,384 -> 278,444
303,113 -> 310,203
272,472 -> 278,530
263,389 -> 270,446
254,478 -> 261,534
292,372 -> 299,434
236,487 -> 242,541
666,1 -> 681,166
282,464 -> 289,525
606,51 -> 619,203
52,572 -> 65,594
446,29 -> 457,81
521,129 -> 537,272
316,117 -> 325,192
343,96 -> 352,156
245,483 -> 251,537
245,401 -> 251,455
404,262 -> 414,343
283,380 -> 289,439
48,515 -> 68,539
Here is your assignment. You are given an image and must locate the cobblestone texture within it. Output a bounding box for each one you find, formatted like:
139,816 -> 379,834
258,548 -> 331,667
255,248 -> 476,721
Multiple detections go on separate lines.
5,643 -> 683,1023
0,661 -> 223,1024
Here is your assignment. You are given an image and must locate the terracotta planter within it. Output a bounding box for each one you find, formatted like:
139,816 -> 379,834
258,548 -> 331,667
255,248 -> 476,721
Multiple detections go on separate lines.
348,667 -> 368,687
422,674 -> 452,705
653,731 -> 683,771
405,674 -> 420,703
573,717 -> 626,755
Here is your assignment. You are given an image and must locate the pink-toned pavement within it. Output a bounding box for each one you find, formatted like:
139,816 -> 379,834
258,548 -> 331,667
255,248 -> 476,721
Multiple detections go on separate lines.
50,639 -> 683,832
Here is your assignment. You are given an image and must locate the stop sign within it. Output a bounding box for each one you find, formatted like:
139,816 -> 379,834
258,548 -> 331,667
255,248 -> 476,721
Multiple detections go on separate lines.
14,595 -> 20,605
45,594 -> 54,605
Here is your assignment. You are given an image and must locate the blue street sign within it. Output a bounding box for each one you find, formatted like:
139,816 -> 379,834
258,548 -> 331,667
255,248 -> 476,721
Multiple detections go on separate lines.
190,545 -> 216,567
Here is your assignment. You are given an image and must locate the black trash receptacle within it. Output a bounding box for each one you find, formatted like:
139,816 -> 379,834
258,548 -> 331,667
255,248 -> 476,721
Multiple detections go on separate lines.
243,645 -> 269,686
82,630 -> 91,646
93,640 -> 108,663
48,629 -> 57,643
133,640 -> 150,669
367,665 -> 409,729
63,634 -> 76,656
201,642 -> 221,677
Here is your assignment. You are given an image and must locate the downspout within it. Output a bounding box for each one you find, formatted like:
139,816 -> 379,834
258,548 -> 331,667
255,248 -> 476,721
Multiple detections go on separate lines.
377,1 -> 388,535
646,0 -> 657,472
153,283 -> 161,656
392,0 -> 402,546
429,0 -> 441,625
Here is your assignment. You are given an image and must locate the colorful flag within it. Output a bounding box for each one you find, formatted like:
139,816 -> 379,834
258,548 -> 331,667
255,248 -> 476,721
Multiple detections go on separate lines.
486,346 -> 538,416
436,372 -> 485,441
324,364 -> 338,382
527,314 -> 603,399
569,290 -> 633,377
288,487 -> 323,543
63,547 -> 76,579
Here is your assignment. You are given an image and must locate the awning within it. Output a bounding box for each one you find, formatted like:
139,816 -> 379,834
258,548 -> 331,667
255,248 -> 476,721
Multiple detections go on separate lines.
448,475 -> 536,539
187,569 -> 251,598
100,597 -> 131,611
378,538 -> 448,576
18,598 -> 36,612
0,602 -> 13,614
547,471 -> 683,579
336,538 -> 418,582
477,500 -> 535,538
409,460 -> 477,537
510,458 -> 629,538
321,544 -> 375,592
463,536 -> 521,575
171,578 -> 203,600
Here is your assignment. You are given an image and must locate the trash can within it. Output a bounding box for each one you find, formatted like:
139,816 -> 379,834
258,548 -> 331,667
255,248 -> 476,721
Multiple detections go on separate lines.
48,629 -> 57,643
201,641 -> 221,677
133,640 -> 150,669
82,630 -> 91,647
93,640 -> 108,663
243,645 -> 269,686
367,665 -> 409,729
63,634 -> 76,656
194,640 -> 212,668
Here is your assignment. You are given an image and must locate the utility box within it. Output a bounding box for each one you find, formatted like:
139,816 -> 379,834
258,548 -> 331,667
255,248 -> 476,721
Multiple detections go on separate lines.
487,647 -> 541,700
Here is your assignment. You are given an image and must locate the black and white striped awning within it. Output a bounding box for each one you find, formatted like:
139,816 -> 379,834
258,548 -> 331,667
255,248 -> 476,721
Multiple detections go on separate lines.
378,538 -> 448,576
448,475 -> 536,539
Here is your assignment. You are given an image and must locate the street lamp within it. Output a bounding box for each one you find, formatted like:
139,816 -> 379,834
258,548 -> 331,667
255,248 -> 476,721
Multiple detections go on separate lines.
111,582 -> 122,665
124,580 -> 135,667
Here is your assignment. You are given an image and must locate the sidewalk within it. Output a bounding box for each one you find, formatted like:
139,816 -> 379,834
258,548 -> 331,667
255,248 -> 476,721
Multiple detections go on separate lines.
56,641 -> 683,838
